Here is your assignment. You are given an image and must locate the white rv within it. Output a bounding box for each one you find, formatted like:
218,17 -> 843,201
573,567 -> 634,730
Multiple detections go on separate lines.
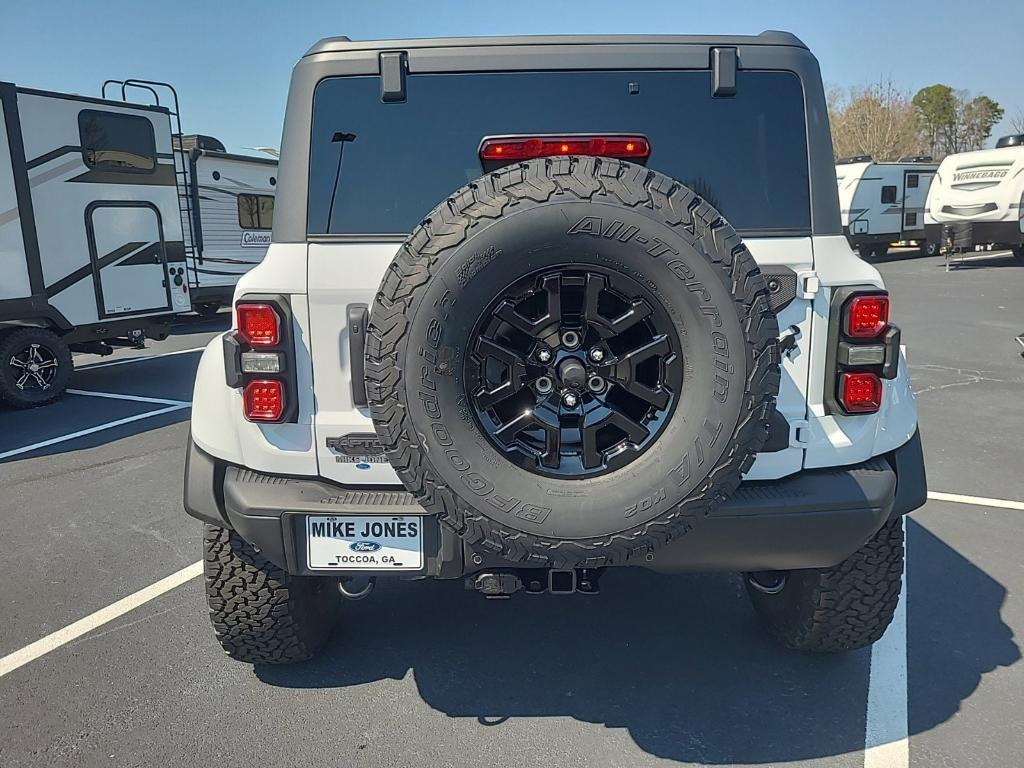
835,155 -> 938,257
924,135 -> 1024,257
176,135 -> 277,313
0,79 -> 193,407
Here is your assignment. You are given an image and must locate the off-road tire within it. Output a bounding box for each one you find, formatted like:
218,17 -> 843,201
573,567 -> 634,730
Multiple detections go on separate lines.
203,525 -> 335,664
746,518 -> 904,652
0,326 -> 72,408
365,156 -> 779,568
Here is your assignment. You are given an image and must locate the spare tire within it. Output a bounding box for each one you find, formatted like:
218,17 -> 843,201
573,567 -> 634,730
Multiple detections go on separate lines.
366,157 -> 779,568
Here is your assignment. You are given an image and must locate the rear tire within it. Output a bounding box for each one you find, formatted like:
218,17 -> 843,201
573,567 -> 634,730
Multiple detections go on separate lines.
203,525 -> 336,664
0,327 -> 72,408
746,518 -> 904,652
1011,246 -> 1023,262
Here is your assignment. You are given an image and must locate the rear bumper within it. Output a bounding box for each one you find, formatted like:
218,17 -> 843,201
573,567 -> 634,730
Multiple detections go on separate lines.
184,428 -> 927,576
925,221 -> 1023,249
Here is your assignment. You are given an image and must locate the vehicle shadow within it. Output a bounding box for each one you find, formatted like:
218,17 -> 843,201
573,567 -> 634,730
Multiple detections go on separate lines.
256,518 -> 1018,764
862,248 -> 929,264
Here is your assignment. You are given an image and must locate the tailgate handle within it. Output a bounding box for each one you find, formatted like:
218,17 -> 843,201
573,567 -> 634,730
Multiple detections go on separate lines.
348,305 -> 369,407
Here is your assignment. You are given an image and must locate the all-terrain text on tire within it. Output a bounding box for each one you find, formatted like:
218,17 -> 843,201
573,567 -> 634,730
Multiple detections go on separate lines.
184,32 -> 927,664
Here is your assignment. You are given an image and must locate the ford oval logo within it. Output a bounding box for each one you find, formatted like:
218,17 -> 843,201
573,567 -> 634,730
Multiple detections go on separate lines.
350,541 -> 381,553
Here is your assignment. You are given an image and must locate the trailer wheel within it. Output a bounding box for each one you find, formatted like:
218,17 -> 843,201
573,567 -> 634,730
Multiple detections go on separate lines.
1012,246 -> 1023,263
195,302 -> 222,318
0,327 -> 73,408
859,242 -> 888,259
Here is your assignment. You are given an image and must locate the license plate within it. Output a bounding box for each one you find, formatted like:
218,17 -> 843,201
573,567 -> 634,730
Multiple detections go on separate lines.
306,515 -> 423,570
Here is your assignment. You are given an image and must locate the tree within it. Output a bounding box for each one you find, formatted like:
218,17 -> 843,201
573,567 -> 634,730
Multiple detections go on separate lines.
912,84 -> 956,157
912,84 -> 1004,156
1009,109 -> 1024,135
956,95 -> 1004,152
829,80 -> 922,161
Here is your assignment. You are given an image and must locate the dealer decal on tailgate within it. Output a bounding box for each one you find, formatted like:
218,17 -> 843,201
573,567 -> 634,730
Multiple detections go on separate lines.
306,515 -> 423,570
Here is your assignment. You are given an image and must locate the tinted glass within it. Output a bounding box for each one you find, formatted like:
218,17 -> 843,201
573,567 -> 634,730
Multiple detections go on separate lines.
78,110 -> 155,172
881,186 -> 897,204
309,70 -> 811,236
907,174 -> 919,189
238,194 -> 274,229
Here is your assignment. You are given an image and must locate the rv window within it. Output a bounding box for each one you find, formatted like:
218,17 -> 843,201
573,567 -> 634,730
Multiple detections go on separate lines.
78,110 -> 156,172
907,174 -> 919,189
881,185 -> 898,204
904,212 -> 918,227
238,194 -> 274,230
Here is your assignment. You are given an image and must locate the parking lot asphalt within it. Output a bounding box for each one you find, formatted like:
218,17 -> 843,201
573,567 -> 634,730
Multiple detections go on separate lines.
1,253 -> 1021,768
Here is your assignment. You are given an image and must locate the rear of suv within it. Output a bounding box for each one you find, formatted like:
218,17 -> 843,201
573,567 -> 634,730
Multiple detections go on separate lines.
185,32 -> 926,664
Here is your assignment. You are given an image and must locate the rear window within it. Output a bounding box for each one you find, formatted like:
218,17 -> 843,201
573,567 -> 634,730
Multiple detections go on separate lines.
308,70 -> 810,236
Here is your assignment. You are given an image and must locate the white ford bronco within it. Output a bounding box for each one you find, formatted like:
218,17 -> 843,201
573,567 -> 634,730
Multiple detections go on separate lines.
184,32 -> 927,664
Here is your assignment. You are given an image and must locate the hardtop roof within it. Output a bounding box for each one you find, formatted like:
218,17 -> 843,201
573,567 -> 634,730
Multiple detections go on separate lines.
304,31 -> 807,57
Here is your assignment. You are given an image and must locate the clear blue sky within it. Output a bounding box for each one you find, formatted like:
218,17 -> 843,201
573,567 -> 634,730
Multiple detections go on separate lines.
1,0 -> 1020,153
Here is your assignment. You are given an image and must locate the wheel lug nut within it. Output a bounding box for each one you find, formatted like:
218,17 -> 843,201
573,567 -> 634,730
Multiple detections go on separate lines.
561,330 -> 580,349
537,348 -> 552,363
588,348 -> 605,362
535,376 -> 553,394
562,391 -> 578,408
587,375 -> 605,393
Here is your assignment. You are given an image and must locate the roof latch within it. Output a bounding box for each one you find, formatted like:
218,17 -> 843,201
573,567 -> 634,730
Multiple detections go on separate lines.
711,47 -> 737,97
379,51 -> 408,103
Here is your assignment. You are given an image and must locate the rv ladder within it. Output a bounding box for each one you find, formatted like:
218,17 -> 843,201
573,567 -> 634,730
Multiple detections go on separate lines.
101,79 -> 201,292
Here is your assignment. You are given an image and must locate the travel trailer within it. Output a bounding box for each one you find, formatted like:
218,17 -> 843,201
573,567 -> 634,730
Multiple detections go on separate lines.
176,135 -> 277,313
924,135 -> 1024,257
835,155 -> 938,257
0,79 -> 192,407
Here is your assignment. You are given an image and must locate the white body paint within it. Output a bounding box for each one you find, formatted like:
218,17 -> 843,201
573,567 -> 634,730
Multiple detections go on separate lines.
191,234 -> 919,483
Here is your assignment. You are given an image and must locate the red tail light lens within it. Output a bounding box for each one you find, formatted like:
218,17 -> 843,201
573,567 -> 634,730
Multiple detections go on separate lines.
236,303 -> 280,347
480,135 -> 651,162
243,379 -> 285,422
845,295 -> 889,339
839,372 -> 883,413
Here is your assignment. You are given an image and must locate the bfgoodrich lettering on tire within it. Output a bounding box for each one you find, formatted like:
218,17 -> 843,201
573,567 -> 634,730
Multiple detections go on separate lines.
366,157 -> 780,568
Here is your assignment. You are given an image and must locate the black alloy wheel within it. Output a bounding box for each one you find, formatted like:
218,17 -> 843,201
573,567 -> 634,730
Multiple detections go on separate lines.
8,341 -> 60,393
466,266 -> 682,478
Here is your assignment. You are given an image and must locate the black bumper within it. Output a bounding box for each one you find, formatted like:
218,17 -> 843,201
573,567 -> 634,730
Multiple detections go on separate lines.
184,429 -> 927,576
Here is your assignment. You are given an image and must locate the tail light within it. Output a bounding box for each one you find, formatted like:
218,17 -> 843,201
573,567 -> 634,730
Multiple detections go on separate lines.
243,380 -> 285,421
225,295 -> 296,423
844,295 -> 889,338
480,135 -> 650,163
838,372 -> 883,413
826,288 -> 900,416
236,303 -> 280,347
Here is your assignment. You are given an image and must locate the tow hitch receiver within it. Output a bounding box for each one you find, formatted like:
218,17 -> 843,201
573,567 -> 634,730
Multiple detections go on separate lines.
468,569 -> 603,598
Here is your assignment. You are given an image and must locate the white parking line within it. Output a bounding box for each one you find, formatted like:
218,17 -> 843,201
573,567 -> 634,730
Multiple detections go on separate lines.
864,517 -> 909,768
67,389 -> 191,407
927,491 -> 1024,511
0,561 -> 203,679
77,345 -> 207,370
0,404 -> 190,461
